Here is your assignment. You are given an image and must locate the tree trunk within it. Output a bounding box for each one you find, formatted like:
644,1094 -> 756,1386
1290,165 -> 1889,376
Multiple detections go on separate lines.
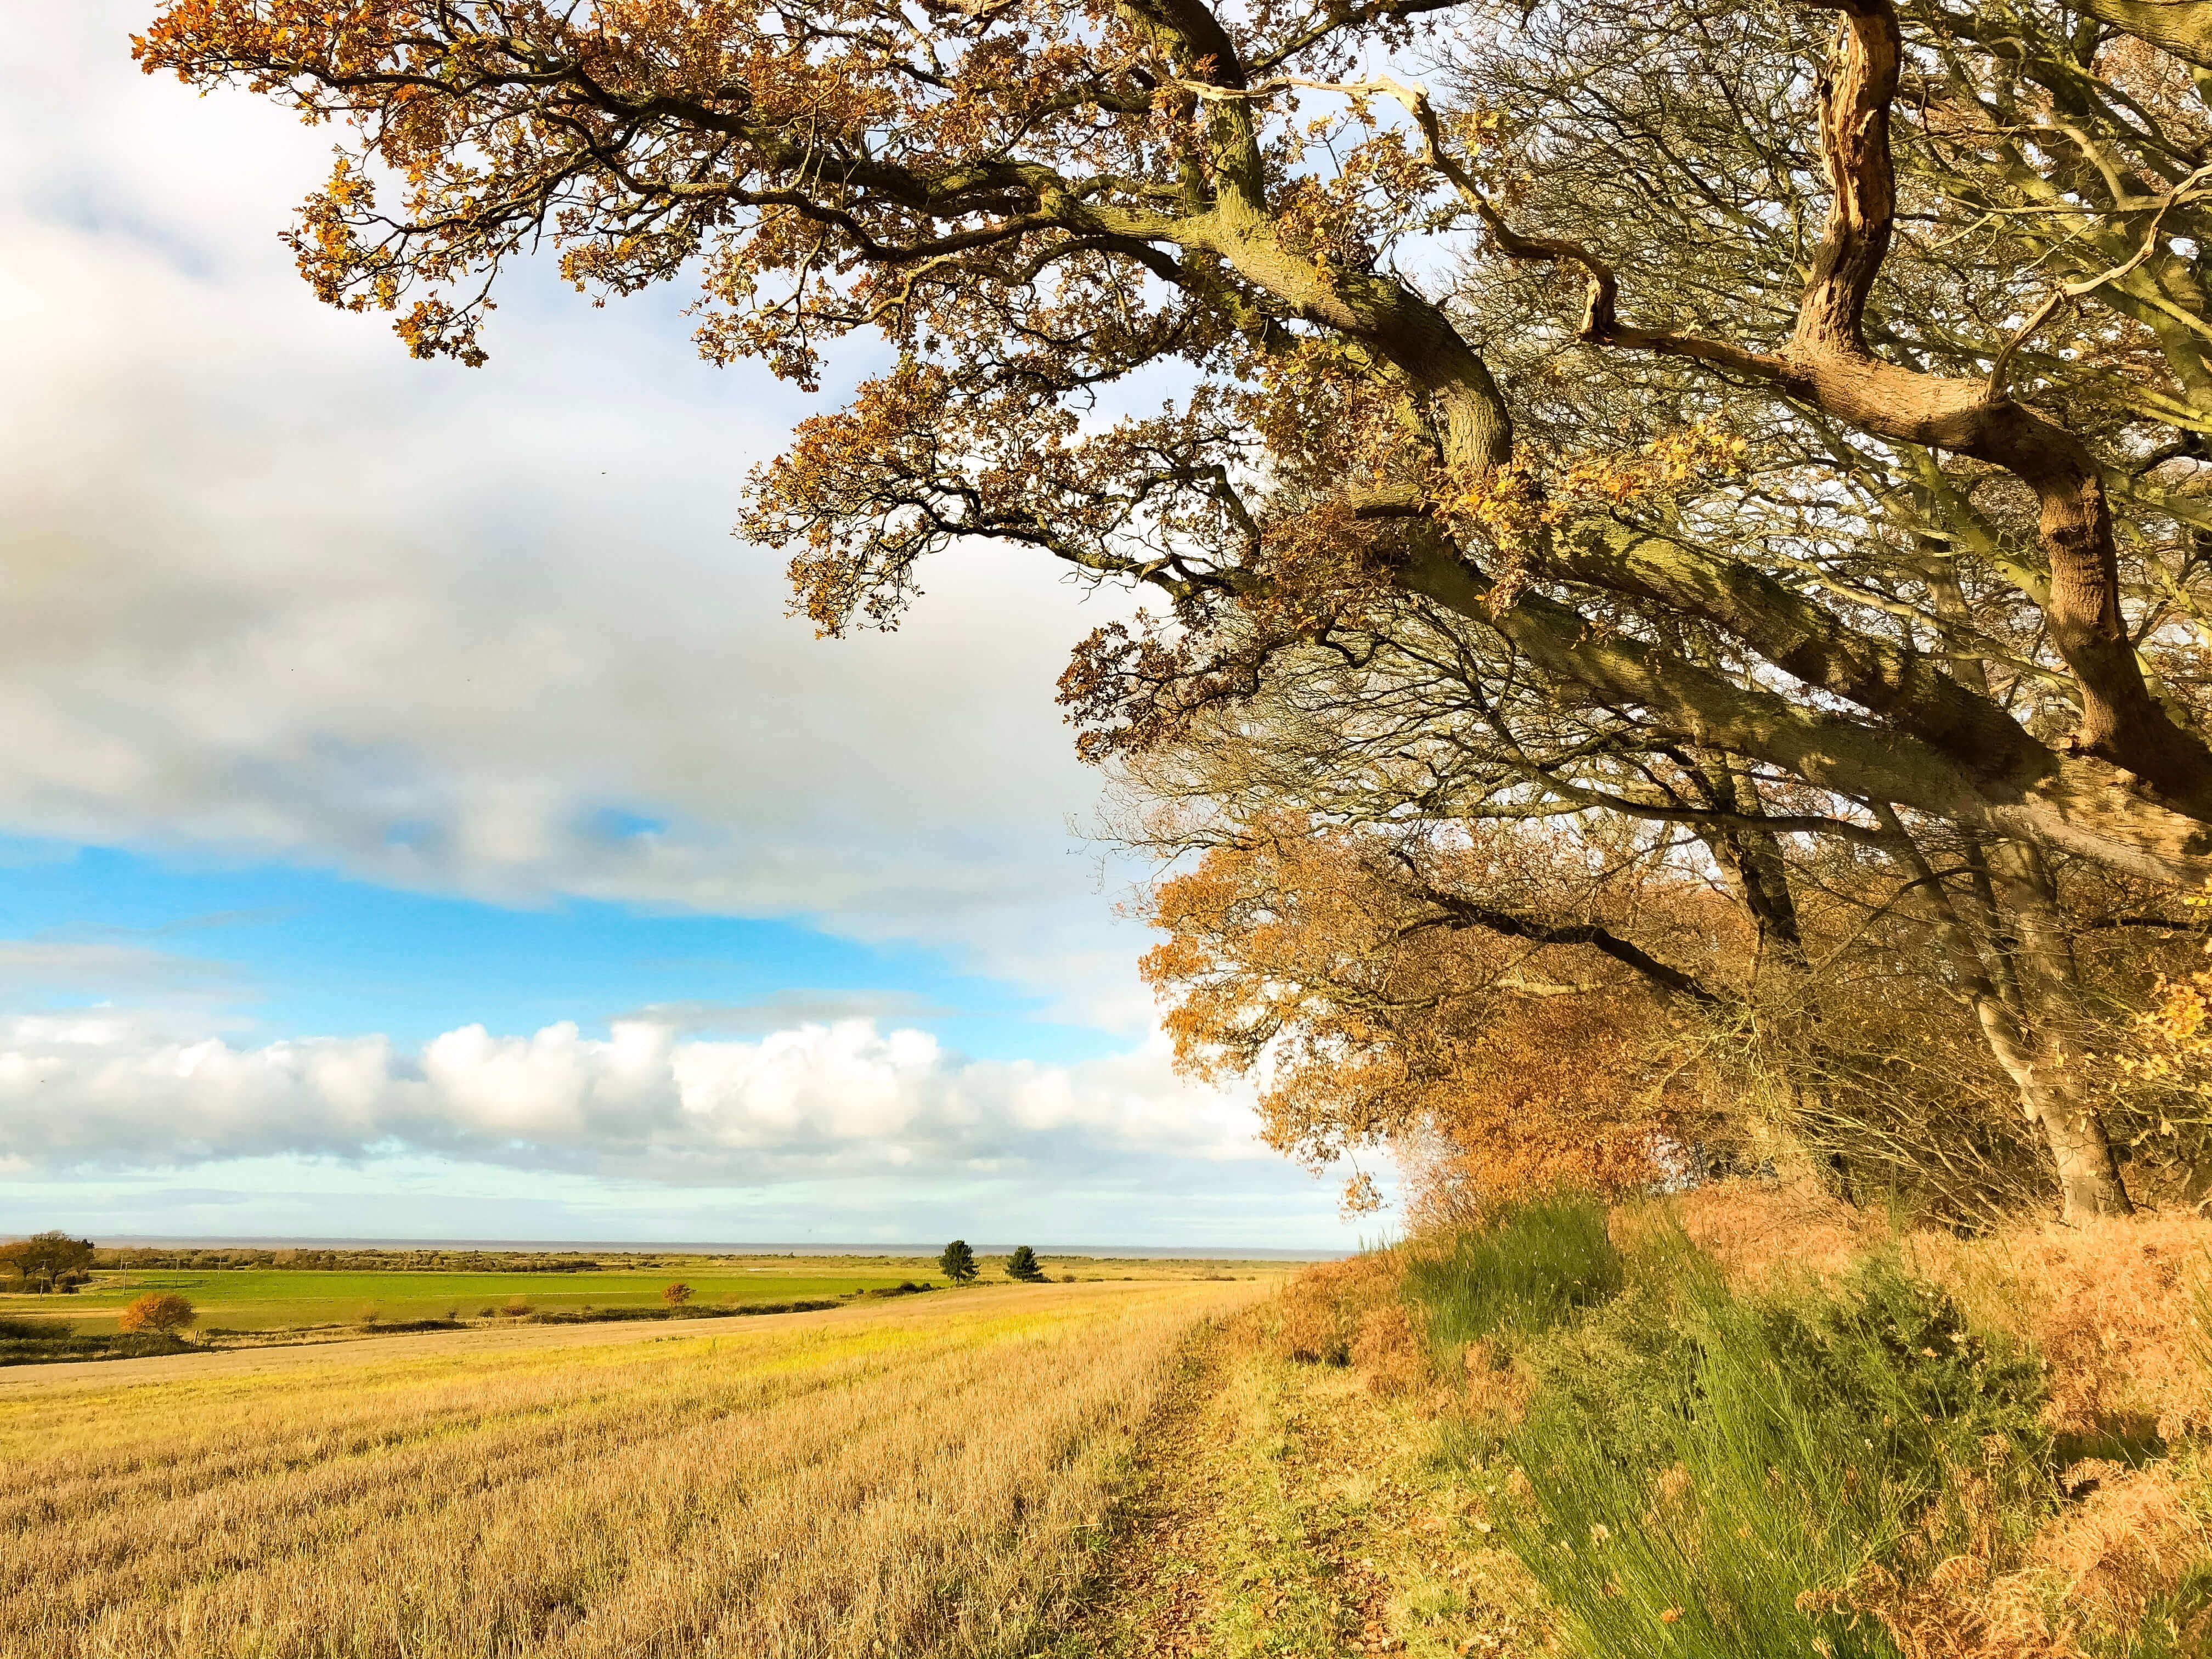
1968,991 -> 2133,1220
1877,808 -> 2134,1218
1980,839 -> 2134,1218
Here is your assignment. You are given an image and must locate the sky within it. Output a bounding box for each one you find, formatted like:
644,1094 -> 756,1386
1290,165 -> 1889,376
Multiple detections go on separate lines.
0,7 -> 1378,1249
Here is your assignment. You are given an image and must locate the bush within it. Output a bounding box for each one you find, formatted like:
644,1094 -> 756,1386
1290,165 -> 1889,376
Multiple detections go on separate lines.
662,1281 -> 693,1307
117,1292 -> 196,1335
1006,1245 -> 1046,1282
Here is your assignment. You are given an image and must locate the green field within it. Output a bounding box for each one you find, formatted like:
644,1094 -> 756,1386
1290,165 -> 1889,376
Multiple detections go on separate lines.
4,1262 -> 933,1331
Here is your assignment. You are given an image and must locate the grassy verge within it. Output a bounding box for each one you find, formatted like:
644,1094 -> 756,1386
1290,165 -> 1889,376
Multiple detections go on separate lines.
1369,1192 -> 2212,1658
1064,1189 -> 2212,1658
1044,1309 -> 1540,1658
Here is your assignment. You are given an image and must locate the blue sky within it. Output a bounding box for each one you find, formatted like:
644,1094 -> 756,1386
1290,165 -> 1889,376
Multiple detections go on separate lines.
0,7 -> 1373,1248
0,838 -> 1121,1064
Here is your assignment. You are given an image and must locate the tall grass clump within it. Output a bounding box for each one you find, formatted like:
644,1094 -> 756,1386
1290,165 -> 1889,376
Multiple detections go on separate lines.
1400,1192 -> 1623,1366
1494,1243 -> 2050,1658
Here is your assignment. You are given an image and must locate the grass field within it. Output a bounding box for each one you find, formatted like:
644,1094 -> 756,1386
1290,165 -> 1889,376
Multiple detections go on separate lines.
0,1279 -> 1262,1658
2,1255 -> 1272,1334
9,1265 -> 923,1330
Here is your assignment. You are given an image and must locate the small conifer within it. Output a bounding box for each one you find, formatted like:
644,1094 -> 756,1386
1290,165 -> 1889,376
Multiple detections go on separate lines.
939,1240 -> 978,1285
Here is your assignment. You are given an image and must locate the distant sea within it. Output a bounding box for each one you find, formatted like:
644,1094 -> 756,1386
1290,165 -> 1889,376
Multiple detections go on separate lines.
94,1236 -> 1349,1261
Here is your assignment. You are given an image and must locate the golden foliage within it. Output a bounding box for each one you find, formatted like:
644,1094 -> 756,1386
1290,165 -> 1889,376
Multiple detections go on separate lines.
1818,1435 -> 2212,1657
114,1292 -> 194,1335
1914,1214 -> 2212,1447
1143,818 -> 1707,1214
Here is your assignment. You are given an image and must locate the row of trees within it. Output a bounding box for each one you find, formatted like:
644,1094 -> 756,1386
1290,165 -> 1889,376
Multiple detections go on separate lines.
139,0 -> 2212,1220
1,1232 -> 93,1294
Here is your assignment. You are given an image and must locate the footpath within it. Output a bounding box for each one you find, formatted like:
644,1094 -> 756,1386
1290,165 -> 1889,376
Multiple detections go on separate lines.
1048,1311 -> 1543,1659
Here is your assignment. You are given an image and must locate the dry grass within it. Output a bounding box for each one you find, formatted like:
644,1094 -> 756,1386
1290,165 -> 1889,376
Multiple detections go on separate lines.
1910,1213 -> 2212,1444
1824,1456 -> 2212,1659
1274,1252 -> 1401,1367
1665,1181 -> 2212,1443
1629,1183 -> 2212,1655
1662,1178 -> 1892,1286
0,1280 -> 1258,1659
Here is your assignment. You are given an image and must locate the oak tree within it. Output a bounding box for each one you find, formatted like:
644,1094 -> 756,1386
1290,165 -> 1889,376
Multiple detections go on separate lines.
0,1232 -> 95,1294
140,0 -> 2212,1213
117,1291 -> 196,1335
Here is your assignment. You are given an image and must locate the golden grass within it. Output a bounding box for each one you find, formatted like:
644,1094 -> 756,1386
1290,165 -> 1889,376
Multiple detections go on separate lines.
1268,1184 -> 2212,1656
0,1280 -> 1259,1659
1616,1184 -> 2212,1655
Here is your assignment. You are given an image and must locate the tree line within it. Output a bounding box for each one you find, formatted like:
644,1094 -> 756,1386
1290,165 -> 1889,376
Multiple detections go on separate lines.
136,0 -> 2212,1221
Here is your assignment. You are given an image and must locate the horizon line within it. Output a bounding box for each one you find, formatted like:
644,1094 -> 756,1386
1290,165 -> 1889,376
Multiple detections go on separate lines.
72,1234 -> 1350,1260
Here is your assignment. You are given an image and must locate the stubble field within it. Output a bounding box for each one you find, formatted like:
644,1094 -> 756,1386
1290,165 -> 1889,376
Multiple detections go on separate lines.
0,1279 -> 1264,1659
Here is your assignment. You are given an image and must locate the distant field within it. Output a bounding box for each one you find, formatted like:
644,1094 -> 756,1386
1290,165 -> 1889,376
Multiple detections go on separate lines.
0,1278 -> 1261,1657
5,1264 -> 926,1330
0,1252 -> 1273,1334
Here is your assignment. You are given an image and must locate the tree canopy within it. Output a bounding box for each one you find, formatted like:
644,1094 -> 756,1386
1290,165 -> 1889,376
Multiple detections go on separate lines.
0,1232 -> 95,1293
139,0 -> 2212,1216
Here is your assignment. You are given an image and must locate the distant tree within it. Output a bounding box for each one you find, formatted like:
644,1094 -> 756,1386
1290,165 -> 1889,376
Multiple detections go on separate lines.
1005,1246 -> 1045,1284
118,1292 -> 195,1335
661,1282 -> 693,1308
938,1241 -> 978,1286
0,1232 -> 94,1295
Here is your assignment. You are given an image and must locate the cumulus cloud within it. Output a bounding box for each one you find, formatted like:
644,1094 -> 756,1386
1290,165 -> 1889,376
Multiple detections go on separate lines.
0,1013 -> 1266,1184
0,14 -> 1353,1243
0,8 -> 1158,1026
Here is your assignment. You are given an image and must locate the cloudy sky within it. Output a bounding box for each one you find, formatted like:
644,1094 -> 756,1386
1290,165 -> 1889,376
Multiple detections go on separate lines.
0,7 -> 1373,1248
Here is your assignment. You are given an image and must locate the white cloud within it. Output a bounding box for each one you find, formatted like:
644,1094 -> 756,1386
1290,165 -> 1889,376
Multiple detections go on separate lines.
0,1013 -> 1266,1183
0,7 -> 1160,1026
0,13 -> 1359,1244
